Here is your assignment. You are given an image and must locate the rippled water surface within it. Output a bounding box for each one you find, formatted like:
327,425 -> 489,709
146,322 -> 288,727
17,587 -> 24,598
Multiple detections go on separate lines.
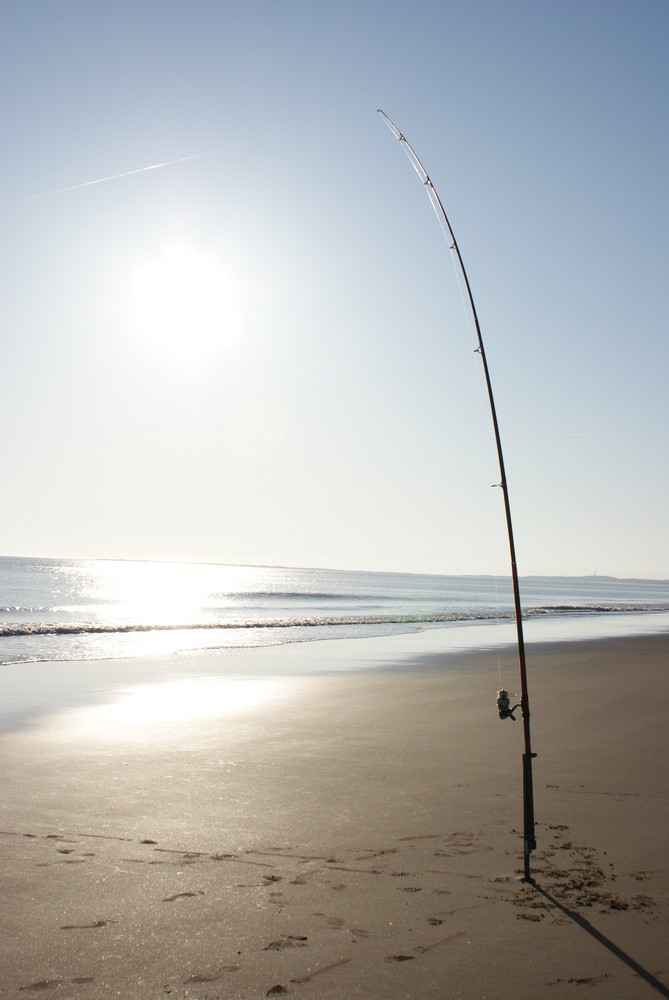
2,556 -> 668,665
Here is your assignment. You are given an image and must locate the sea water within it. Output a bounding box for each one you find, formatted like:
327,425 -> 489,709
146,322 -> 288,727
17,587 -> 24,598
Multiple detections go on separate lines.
2,555 -> 669,666
2,556 -> 669,733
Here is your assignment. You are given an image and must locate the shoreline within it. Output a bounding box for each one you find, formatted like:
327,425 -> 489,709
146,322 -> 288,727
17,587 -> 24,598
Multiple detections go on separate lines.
1,633 -> 668,997
2,617 -> 669,735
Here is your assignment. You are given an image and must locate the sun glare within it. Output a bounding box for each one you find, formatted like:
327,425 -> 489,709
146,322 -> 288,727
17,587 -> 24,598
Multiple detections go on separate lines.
127,242 -> 244,361
83,559 -> 254,626
46,676 -> 283,742
100,676 -> 278,730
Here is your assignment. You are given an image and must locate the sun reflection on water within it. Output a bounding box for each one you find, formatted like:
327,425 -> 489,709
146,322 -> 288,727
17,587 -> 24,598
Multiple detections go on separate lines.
71,559 -> 270,627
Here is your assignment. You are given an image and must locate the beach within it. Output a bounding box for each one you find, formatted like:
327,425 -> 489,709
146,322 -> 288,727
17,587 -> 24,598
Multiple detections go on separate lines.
1,632 -> 668,999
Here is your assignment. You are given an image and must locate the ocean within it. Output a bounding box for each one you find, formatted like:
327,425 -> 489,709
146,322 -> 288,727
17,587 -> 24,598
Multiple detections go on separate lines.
2,556 -> 669,667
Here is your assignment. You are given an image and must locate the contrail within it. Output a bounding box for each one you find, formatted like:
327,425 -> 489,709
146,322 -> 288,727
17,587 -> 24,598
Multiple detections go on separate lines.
18,150 -> 215,203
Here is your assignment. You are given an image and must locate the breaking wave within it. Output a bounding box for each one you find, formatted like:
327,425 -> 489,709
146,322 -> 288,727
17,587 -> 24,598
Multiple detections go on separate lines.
3,603 -> 669,640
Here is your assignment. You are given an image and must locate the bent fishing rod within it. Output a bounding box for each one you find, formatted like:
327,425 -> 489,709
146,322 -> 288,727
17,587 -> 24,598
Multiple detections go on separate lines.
377,109 -> 537,881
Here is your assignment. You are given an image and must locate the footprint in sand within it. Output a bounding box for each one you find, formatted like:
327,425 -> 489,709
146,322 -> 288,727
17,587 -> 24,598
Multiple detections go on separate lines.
549,975 -> 611,986
313,914 -> 345,928
183,966 -> 240,984
289,959 -> 353,984
61,920 -> 109,930
264,935 -> 308,951
354,847 -> 397,861
398,834 -> 439,842
162,891 -> 204,903
20,984 -> 59,993
19,982 -> 65,992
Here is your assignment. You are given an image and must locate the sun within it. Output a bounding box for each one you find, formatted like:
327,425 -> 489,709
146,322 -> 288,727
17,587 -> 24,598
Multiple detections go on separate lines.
127,242 -> 244,361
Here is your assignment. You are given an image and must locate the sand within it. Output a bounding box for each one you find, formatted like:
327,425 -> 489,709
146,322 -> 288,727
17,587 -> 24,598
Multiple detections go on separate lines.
1,633 -> 668,999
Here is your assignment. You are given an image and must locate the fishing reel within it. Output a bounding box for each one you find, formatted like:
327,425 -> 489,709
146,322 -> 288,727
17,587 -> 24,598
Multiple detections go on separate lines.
496,689 -> 520,721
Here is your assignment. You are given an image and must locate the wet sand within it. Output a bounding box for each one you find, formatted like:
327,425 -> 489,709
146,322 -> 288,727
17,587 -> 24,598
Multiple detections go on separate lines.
1,633 -> 668,998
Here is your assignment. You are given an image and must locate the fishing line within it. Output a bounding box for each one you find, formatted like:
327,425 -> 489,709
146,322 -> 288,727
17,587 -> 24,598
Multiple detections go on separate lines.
449,247 -> 477,347
494,572 -> 503,688
378,109 -> 537,881
449,247 -> 490,418
399,129 -> 491,450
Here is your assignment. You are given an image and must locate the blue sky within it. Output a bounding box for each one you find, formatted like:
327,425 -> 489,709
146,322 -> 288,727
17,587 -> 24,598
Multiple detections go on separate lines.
2,0 -> 667,578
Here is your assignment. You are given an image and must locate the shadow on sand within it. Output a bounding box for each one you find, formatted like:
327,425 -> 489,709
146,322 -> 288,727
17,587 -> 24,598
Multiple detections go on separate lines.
531,881 -> 669,998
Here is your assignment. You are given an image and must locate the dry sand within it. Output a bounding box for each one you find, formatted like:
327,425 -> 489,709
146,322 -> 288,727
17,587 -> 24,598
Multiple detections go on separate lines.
1,633 -> 668,999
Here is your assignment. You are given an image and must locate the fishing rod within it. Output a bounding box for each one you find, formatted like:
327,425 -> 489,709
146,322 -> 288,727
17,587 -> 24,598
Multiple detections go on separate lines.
377,109 -> 537,881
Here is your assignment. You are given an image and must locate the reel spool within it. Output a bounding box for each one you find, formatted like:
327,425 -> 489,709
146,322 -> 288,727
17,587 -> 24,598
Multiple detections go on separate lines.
496,689 -> 520,721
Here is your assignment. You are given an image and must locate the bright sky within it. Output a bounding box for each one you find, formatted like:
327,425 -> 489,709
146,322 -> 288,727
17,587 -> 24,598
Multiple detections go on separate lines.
2,1 -> 667,578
